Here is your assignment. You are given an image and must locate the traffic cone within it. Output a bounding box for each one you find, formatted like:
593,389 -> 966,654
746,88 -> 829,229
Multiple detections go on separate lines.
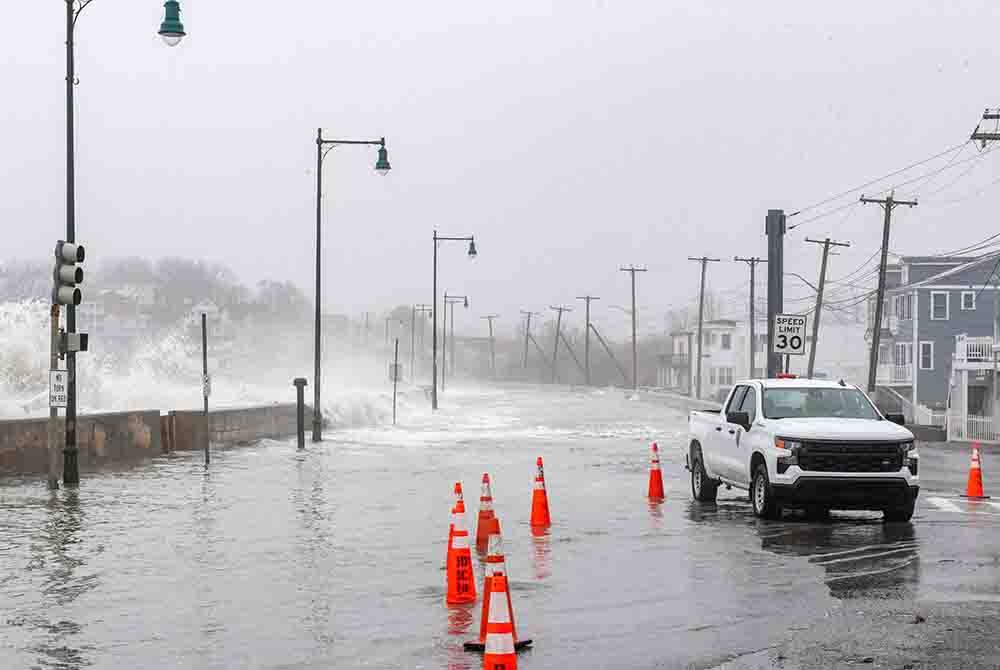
465,523 -> 533,653
530,457 -> 551,528
475,473 -> 497,552
447,482 -> 477,604
481,574 -> 517,669
648,442 -> 665,500
964,443 -> 989,499
446,482 -> 465,565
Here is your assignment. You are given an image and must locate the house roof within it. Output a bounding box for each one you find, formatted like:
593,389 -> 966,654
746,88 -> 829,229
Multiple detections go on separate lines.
889,252 -> 1000,293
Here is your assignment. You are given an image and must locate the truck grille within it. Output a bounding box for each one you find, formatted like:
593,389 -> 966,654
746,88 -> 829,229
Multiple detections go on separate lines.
798,442 -> 903,473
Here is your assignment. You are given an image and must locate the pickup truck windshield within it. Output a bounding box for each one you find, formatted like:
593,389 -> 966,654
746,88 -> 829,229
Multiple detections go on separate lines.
762,388 -> 880,420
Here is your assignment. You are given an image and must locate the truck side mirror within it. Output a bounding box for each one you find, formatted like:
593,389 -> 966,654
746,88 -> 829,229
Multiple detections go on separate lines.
727,411 -> 751,431
886,413 -> 906,426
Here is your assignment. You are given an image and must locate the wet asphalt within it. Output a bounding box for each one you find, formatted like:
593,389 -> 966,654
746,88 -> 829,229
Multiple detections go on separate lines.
1,384 -> 999,669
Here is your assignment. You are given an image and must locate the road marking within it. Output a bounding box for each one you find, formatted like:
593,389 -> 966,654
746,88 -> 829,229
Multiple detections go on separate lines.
926,496 -> 1000,517
812,546 -> 918,566
927,496 -> 963,513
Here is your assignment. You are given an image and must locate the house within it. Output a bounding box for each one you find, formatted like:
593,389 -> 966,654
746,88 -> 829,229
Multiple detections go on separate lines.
874,255 -> 1000,435
661,330 -> 694,394
696,319 -> 740,401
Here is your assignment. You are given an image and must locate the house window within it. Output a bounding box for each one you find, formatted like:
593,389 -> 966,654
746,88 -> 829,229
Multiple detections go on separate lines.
930,291 -> 949,321
895,294 -> 912,320
722,367 -> 734,385
919,341 -> 934,370
961,291 -> 976,311
895,343 -> 911,365
709,368 -> 717,385
721,333 -> 732,350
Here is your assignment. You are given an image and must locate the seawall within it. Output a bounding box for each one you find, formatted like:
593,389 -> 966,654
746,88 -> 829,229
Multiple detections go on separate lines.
0,403 -> 307,477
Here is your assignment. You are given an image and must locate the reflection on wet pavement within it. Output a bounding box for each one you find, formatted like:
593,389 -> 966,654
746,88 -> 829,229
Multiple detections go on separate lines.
1,386 -> 999,669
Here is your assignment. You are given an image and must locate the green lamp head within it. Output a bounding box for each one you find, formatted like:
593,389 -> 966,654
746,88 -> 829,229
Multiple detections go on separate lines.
158,0 -> 185,47
375,141 -> 391,175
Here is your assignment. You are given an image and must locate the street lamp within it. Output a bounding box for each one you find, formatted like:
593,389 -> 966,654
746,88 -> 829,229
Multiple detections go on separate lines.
158,0 -> 186,46
442,293 -> 470,392
312,130 -> 390,442
432,231 -> 477,409
60,0 -> 187,487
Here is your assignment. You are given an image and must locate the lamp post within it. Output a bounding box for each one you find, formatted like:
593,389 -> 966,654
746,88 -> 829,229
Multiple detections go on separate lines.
431,232 -> 476,410
442,293 -> 469,391
61,0 -> 187,486
312,130 -> 390,442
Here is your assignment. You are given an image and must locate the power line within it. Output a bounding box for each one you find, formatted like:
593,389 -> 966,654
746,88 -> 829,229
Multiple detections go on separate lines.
788,141 -> 969,219
790,142 -> 1000,231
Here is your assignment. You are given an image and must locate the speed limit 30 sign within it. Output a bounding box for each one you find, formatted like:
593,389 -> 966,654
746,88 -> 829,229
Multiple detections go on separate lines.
773,314 -> 807,355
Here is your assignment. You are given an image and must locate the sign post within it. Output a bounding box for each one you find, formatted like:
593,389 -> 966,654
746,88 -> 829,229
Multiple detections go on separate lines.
771,314 -> 808,367
390,338 -> 400,426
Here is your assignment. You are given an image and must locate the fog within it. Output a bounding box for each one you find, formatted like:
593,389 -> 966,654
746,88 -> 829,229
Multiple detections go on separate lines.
4,2 -> 1000,342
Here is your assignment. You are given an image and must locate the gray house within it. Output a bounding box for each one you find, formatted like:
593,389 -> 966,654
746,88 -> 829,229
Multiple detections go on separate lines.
873,255 -> 1000,436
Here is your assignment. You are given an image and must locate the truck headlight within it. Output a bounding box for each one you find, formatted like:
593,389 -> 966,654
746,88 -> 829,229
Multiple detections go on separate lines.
899,441 -> 918,475
775,438 -> 802,474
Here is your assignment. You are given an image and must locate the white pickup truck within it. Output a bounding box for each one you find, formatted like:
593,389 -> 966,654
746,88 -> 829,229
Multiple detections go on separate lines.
687,378 -> 919,521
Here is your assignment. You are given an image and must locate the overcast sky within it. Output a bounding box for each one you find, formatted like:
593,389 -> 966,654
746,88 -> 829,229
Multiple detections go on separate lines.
4,1 -> 1000,338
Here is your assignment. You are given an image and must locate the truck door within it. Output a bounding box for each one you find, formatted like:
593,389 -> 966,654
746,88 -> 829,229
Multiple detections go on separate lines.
729,385 -> 758,487
714,385 -> 748,481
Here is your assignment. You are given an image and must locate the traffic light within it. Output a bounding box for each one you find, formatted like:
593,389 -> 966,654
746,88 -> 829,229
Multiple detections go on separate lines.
53,240 -> 84,306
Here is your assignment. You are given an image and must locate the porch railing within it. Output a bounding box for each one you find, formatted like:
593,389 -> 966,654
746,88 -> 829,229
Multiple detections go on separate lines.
948,413 -> 1000,443
955,335 -> 996,363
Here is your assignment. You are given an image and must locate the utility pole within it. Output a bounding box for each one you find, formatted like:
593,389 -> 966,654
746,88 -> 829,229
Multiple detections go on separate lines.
520,311 -> 539,369
804,238 -> 851,378
765,210 -> 786,379
688,257 -> 721,399
619,267 -> 647,390
735,257 -> 766,379
549,306 -> 572,383
861,191 -> 917,392
576,296 -> 600,385
481,315 -> 499,378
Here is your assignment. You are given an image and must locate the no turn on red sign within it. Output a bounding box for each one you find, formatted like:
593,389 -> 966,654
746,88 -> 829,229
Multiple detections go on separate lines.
772,314 -> 807,356
49,370 -> 68,408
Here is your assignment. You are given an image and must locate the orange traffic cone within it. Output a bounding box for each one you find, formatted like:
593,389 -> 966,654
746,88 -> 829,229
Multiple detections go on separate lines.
964,443 -> 989,499
465,523 -> 533,653
447,482 -> 477,604
446,482 -> 464,565
530,457 -> 551,528
648,442 -> 665,500
481,575 -> 517,669
475,473 -> 497,552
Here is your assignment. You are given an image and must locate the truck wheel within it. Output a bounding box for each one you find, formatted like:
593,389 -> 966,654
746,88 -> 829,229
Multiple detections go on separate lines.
691,455 -> 718,502
883,499 -> 915,523
751,464 -> 781,520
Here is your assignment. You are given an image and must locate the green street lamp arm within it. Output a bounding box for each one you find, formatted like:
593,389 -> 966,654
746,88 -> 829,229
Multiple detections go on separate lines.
318,138 -> 386,147
435,235 -> 475,242
71,0 -> 97,30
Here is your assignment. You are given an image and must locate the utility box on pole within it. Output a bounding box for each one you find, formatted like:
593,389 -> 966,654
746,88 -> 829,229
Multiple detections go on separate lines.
766,210 -> 786,379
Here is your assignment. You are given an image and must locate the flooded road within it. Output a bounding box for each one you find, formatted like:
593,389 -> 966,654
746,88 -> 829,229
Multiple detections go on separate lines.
2,385 -> 999,669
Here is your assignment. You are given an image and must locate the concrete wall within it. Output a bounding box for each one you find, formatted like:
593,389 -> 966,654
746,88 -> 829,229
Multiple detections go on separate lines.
0,410 -> 161,477
1,403 -> 308,477
162,404 -> 306,452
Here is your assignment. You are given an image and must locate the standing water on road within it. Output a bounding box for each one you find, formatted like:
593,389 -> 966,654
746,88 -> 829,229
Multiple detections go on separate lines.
0,384 -> 966,669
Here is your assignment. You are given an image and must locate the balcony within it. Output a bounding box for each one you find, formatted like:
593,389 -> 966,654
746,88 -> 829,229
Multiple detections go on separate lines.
954,335 -> 997,369
876,363 -> 912,386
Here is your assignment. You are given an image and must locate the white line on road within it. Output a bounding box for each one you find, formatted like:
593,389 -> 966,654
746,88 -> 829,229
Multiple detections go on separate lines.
927,497 -> 963,513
